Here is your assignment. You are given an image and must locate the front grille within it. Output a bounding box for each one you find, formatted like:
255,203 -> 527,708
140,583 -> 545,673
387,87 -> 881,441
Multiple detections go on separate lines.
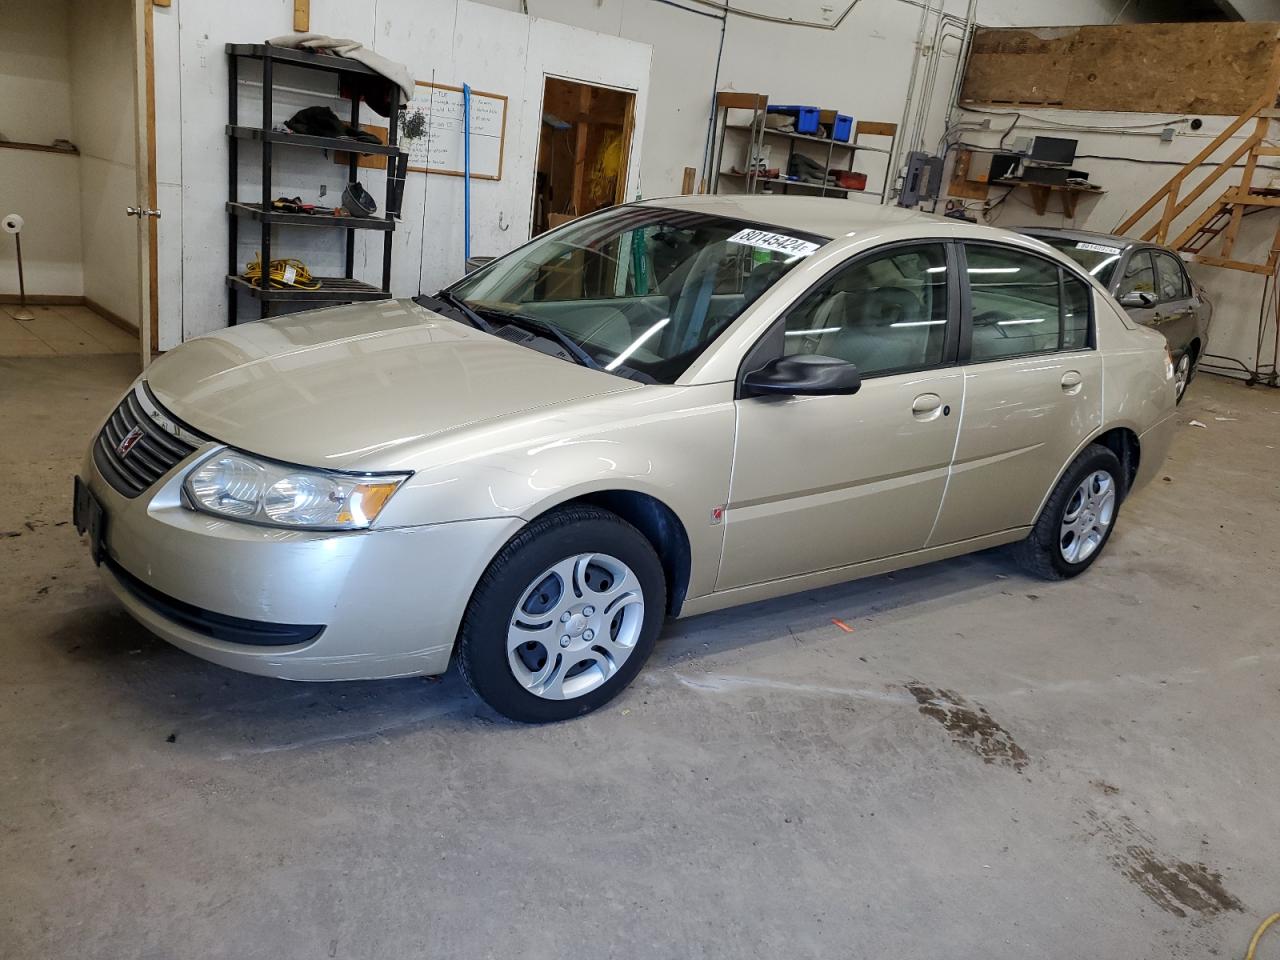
93,385 -> 204,498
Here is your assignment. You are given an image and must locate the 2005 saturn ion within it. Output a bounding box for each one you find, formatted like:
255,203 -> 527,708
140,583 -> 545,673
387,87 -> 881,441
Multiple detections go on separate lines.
75,197 -> 1176,722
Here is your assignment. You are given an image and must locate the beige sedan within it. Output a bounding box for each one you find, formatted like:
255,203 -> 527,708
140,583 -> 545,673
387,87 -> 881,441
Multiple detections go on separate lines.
74,196 -> 1177,722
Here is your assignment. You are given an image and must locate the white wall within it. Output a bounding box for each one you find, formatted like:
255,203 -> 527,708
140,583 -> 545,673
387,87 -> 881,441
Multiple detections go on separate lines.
69,0 -> 139,327
151,0 -> 650,346
473,0 -> 1136,200
492,0 -> 1273,372
0,0 -> 83,297
150,0 -> 1151,347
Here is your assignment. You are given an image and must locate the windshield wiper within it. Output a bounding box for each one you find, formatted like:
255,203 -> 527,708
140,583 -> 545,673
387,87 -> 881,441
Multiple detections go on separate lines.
419,290 -> 493,332
476,308 -> 604,371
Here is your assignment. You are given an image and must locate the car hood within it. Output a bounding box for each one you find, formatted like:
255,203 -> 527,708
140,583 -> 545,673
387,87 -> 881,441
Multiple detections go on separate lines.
145,299 -> 640,470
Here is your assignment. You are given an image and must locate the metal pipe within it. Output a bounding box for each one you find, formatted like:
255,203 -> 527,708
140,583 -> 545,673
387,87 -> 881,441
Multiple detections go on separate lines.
943,0 -> 980,138
911,13 -> 947,154
917,27 -> 967,156
912,7 -> 949,153
890,0 -> 935,199
12,233 -> 33,321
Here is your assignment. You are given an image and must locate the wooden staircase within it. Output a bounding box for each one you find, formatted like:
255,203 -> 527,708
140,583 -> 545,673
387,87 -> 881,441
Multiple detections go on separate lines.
1114,55 -> 1280,275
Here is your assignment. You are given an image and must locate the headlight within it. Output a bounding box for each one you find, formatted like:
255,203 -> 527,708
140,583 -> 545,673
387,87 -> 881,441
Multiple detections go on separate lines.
184,450 -> 409,530
1163,343 -> 1175,381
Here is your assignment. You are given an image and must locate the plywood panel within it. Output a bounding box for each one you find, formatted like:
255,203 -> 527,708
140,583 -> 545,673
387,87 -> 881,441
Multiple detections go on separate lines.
961,22 -> 1280,116
947,150 -> 989,201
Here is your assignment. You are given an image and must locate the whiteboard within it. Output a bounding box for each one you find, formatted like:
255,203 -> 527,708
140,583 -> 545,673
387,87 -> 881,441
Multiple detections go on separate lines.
400,81 -> 507,180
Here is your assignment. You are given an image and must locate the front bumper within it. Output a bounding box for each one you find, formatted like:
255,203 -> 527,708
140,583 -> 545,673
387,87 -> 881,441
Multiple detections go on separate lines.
80,447 -> 522,681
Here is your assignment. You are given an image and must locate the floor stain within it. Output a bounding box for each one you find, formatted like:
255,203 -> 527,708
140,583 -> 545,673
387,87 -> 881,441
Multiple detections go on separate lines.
1083,810 -> 1244,919
904,682 -> 1029,771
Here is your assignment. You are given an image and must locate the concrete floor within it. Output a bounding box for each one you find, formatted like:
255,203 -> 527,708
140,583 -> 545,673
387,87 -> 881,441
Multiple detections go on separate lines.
1,304 -> 138,357
2,355 -> 1278,959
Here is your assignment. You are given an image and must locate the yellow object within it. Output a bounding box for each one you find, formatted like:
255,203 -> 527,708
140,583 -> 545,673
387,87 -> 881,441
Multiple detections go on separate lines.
242,254 -> 322,290
1247,914 -> 1280,960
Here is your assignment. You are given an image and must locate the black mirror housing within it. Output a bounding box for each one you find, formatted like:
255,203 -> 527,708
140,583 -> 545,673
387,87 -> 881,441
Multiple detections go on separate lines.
742,355 -> 862,397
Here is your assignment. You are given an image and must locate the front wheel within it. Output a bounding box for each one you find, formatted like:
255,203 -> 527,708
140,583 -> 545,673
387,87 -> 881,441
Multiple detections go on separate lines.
1174,350 -> 1193,404
1013,443 -> 1122,580
456,506 -> 666,723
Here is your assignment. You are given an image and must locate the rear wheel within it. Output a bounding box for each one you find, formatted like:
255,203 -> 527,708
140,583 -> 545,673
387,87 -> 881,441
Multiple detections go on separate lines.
1013,444 -> 1122,580
456,506 -> 665,723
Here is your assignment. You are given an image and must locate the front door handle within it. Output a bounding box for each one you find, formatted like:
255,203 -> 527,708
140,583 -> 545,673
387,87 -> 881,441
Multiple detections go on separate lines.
1061,370 -> 1083,394
912,393 -> 943,420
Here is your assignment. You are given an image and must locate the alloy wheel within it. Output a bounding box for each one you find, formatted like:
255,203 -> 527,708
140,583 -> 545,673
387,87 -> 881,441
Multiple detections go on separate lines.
1174,353 -> 1191,401
507,553 -> 646,700
1059,470 -> 1116,564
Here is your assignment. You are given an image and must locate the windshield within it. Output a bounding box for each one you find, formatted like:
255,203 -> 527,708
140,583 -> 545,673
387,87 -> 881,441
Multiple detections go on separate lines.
446,206 -> 828,383
1033,235 -> 1125,287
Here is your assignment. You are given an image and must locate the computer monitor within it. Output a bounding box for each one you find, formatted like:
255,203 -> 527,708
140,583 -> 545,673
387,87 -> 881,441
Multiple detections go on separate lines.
989,153 -> 1021,181
1029,136 -> 1077,165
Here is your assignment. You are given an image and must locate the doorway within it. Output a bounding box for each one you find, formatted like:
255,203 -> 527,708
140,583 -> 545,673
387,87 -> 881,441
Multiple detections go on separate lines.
532,78 -> 636,237
0,0 -> 153,362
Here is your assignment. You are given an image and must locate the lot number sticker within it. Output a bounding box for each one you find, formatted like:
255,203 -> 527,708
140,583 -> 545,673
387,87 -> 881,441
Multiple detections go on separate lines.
728,229 -> 820,258
1075,241 -> 1123,255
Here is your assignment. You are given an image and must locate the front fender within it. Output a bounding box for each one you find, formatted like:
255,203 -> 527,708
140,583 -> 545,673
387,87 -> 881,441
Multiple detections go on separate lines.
376,382 -> 738,601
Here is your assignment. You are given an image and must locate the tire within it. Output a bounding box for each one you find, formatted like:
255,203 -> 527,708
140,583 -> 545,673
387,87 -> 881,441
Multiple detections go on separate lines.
456,506 -> 666,723
1174,349 -> 1193,405
1012,443 -> 1123,581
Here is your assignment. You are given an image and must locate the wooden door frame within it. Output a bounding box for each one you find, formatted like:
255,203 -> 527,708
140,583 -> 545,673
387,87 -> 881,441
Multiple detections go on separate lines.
530,74 -> 639,239
144,0 -> 159,354
131,0 -> 160,362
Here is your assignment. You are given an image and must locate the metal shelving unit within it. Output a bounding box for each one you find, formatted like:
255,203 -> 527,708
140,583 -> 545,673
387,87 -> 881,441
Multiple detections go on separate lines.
709,91 -> 898,204
226,43 -> 403,323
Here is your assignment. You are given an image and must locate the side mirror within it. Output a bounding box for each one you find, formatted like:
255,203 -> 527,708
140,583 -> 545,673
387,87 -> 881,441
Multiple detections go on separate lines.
742,354 -> 862,397
1119,290 -> 1157,308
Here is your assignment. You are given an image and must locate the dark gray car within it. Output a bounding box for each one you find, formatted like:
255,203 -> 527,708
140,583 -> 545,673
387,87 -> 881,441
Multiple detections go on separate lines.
1019,228 -> 1212,403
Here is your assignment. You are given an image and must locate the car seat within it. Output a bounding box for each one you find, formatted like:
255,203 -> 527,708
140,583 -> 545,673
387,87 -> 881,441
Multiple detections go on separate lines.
808,285 -> 935,373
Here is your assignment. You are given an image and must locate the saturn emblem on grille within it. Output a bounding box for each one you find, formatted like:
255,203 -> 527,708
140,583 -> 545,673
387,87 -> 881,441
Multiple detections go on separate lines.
117,425 -> 144,458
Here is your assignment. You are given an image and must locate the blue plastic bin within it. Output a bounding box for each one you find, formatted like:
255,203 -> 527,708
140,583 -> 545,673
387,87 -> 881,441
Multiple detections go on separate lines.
767,105 -> 820,135
830,114 -> 853,143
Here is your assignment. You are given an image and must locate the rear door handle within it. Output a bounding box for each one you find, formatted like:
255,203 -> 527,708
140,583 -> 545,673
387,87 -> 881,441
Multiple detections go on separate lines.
1061,370 -> 1083,393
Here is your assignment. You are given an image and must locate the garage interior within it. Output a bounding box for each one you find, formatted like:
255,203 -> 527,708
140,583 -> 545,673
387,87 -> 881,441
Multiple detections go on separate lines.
3,1 -> 1280,958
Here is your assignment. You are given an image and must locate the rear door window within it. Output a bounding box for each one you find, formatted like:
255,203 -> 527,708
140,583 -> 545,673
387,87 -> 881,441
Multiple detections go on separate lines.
965,246 -> 1063,360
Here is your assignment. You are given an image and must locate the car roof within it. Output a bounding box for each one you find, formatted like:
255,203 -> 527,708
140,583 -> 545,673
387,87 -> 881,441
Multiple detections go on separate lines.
635,194 -> 947,241
1016,226 -> 1139,251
